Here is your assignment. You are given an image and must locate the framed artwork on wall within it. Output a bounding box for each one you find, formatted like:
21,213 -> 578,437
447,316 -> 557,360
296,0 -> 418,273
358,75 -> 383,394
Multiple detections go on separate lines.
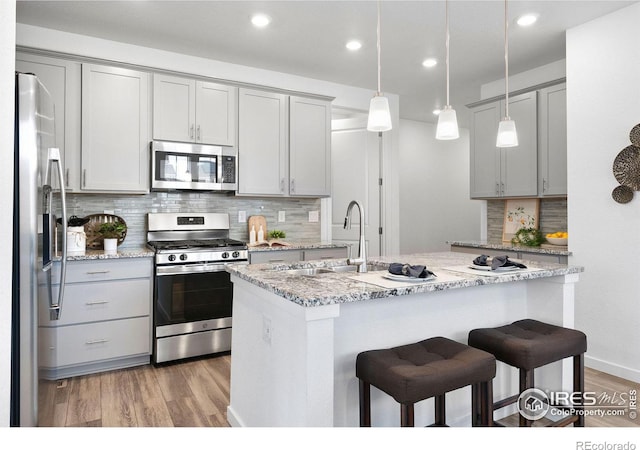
502,198 -> 540,243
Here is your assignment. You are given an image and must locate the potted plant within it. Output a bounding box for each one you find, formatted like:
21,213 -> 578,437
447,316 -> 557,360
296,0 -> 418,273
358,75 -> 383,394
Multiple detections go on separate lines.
98,221 -> 126,254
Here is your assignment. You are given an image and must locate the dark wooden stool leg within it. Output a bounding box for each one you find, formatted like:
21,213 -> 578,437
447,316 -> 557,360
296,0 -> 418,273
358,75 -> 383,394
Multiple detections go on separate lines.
471,383 -> 480,426
400,403 -> 414,427
574,354 -> 585,427
478,380 -> 493,426
434,394 -> 446,426
519,369 -> 535,427
359,379 -> 371,427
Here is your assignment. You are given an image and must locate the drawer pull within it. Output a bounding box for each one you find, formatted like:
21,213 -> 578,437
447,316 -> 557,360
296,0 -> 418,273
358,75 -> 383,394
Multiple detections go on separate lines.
85,270 -> 110,275
269,259 -> 285,263
85,339 -> 109,345
85,300 -> 109,306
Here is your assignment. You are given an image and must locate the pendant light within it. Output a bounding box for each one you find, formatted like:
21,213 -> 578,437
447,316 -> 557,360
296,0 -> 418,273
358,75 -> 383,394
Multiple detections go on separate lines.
436,0 -> 459,140
367,0 -> 392,132
496,0 -> 518,147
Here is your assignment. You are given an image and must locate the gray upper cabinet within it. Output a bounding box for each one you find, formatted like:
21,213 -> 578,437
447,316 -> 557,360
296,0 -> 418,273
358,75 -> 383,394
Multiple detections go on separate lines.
16,52 -> 81,192
153,74 -> 237,146
289,96 -> 331,197
238,88 -> 288,196
538,83 -> 567,196
470,91 -> 538,198
81,64 -> 150,192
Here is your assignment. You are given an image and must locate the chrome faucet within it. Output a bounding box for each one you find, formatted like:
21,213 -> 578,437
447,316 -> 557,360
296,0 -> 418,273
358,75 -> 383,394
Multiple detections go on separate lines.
344,200 -> 367,273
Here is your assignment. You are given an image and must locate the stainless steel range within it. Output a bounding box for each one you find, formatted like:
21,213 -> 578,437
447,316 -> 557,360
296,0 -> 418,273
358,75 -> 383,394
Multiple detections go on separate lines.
147,212 -> 247,364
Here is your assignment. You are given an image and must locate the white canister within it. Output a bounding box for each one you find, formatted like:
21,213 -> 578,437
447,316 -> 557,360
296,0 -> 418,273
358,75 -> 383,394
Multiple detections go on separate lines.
103,238 -> 118,255
66,226 -> 86,256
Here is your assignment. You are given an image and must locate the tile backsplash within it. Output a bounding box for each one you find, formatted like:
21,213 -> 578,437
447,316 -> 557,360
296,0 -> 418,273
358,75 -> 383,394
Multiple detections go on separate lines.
487,198 -> 568,243
64,192 -> 322,248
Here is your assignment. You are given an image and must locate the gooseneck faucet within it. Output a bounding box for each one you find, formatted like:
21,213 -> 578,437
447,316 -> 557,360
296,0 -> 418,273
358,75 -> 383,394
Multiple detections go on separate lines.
344,200 -> 368,273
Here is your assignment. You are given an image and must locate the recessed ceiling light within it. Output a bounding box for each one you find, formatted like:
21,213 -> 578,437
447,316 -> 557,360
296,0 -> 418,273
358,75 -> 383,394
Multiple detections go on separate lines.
517,14 -> 538,27
251,14 -> 271,28
433,109 -> 441,115
346,40 -> 362,51
422,58 -> 438,68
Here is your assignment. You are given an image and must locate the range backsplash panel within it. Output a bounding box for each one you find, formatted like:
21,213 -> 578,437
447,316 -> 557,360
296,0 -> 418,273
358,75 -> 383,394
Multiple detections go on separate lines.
487,198 -> 568,243
64,192 -> 322,248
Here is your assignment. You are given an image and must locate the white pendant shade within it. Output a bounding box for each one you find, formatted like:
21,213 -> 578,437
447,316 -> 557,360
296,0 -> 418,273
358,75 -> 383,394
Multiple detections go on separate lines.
435,106 -> 459,140
367,95 -> 392,132
496,118 -> 518,147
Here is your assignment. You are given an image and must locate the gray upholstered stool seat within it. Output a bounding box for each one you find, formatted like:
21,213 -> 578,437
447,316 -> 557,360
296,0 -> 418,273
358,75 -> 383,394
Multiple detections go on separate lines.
356,336 -> 496,427
468,319 -> 587,427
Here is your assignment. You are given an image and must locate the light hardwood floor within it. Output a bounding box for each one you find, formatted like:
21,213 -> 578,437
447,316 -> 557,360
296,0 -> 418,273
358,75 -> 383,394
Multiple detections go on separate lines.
38,355 -> 638,427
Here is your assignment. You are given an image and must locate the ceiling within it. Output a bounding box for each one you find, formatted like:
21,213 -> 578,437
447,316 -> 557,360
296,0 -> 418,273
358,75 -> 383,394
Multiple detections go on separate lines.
16,0 -> 635,127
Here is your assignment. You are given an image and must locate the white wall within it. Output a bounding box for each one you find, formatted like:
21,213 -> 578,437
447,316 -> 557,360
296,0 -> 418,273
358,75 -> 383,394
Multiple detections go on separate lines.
398,119 -> 481,253
567,3 -> 640,382
0,0 -> 16,426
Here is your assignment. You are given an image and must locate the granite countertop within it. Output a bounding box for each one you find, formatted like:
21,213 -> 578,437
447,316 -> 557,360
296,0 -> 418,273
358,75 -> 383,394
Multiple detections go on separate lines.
226,251 -> 583,308
448,240 -> 571,256
57,247 -> 155,261
247,241 -> 348,252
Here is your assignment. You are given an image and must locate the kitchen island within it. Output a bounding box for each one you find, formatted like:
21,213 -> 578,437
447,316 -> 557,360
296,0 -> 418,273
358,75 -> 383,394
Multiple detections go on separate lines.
225,252 -> 583,427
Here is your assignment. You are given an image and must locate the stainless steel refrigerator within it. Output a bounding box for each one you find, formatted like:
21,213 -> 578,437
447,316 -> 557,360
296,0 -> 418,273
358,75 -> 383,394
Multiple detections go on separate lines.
11,73 -> 68,426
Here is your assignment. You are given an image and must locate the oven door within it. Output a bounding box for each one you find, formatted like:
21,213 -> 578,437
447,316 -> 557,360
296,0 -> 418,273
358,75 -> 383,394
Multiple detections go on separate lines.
154,264 -> 233,336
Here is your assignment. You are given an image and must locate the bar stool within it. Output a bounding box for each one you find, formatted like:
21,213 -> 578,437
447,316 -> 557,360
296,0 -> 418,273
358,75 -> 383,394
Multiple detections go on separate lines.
468,319 -> 587,427
356,336 -> 496,427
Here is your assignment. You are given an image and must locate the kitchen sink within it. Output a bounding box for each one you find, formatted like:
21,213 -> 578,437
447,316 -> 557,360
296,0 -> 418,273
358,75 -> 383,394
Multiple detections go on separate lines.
328,264 -> 387,273
278,268 -> 335,276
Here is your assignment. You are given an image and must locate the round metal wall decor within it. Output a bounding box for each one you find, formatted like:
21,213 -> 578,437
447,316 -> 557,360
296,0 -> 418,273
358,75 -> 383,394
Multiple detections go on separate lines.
630,123 -> 640,147
613,145 -> 640,190
612,185 -> 634,204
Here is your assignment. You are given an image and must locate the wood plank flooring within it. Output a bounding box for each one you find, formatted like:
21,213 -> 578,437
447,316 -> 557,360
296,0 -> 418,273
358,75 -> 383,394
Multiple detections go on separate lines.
39,355 -> 638,427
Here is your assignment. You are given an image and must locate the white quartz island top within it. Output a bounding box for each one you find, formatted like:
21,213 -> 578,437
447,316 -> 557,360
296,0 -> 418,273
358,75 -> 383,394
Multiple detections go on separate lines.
225,251 -> 582,307
226,252 -> 583,427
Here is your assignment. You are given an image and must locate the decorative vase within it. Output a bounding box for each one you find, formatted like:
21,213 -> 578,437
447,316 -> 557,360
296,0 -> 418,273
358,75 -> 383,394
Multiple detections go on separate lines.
103,238 -> 118,255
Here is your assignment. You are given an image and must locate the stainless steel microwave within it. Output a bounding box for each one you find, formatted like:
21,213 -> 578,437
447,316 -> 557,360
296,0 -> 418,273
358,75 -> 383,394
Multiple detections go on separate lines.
151,140 -> 237,192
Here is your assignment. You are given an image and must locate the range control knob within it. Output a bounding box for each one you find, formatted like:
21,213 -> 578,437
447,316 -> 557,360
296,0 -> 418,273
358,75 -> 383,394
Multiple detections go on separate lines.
222,252 -> 229,259
168,254 -> 176,262
179,254 -> 188,261
232,251 -> 240,258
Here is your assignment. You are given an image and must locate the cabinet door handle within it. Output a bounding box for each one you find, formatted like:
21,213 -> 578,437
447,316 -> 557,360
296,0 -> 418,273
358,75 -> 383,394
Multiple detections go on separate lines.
83,169 -> 87,188
85,300 -> 109,306
290,178 -> 295,193
86,270 -> 110,275
85,339 -> 109,345
542,178 -> 547,192
496,182 -> 500,195
501,182 -> 505,196
197,125 -> 201,141
190,125 -> 194,139
280,178 -> 285,193
66,168 -> 70,188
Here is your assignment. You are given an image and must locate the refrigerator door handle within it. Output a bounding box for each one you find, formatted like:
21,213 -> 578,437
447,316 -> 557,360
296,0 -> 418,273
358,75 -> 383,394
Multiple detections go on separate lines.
47,148 -> 67,320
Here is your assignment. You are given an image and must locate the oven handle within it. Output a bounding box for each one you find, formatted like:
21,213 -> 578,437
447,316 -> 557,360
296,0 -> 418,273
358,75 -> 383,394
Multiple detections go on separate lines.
156,261 -> 247,276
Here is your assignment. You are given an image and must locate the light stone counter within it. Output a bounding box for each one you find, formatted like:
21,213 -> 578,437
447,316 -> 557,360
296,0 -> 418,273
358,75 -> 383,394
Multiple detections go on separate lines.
247,241 -> 348,252
57,247 -> 155,261
226,251 -> 584,427
448,240 -> 571,256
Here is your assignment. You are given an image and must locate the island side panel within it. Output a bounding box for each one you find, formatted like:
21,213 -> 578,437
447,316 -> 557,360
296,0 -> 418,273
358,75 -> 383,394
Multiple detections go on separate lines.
227,276 -> 339,426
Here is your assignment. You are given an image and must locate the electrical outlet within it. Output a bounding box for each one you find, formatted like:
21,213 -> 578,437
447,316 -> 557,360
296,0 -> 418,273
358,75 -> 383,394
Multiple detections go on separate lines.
262,315 -> 272,345
308,211 -> 319,223
278,211 -> 286,222
238,211 -> 247,223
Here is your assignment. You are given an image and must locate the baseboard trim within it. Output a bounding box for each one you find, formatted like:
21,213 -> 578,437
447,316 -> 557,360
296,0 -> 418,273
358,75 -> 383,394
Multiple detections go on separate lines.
226,405 -> 245,427
586,355 -> 640,383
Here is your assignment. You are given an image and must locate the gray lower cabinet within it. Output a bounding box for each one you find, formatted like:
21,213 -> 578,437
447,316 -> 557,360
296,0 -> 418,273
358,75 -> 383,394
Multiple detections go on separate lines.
450,245 -> 567,264
248,247 -> 348,264
38,258 -> 153,380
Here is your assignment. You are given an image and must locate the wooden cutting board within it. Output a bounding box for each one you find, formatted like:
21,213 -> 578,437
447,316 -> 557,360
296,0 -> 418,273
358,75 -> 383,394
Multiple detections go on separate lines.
248,215 -> 267,242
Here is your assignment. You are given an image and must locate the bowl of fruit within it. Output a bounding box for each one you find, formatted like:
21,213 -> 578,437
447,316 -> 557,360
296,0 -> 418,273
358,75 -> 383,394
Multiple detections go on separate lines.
546,231 -> 568,246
